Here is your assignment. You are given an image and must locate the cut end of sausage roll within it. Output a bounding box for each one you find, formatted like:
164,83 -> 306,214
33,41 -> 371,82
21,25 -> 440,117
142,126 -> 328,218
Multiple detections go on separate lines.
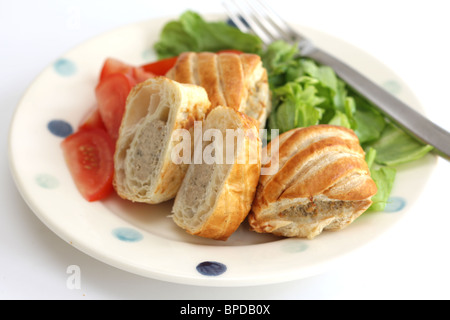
114,76 -> 211,204
166,52 -> 271,128
249,125 -> 378,240
172,106 -> 262,241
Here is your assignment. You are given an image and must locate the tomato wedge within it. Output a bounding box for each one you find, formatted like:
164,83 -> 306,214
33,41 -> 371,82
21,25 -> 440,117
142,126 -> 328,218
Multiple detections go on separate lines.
132,67 -> 155,83
99,58 -> 134,81
95,73 -> 136,141
61,128 -> 115,202
100,57 -> 155,83
141,56 -> 178,76
79,108 -> 106,132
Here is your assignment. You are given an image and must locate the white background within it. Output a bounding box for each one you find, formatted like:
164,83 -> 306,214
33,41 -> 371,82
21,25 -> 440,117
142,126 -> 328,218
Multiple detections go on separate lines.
1,0 -> 450,300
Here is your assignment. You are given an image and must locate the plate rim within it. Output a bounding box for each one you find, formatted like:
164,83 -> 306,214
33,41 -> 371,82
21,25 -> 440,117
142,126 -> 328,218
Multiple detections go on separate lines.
7,13 -> 438,287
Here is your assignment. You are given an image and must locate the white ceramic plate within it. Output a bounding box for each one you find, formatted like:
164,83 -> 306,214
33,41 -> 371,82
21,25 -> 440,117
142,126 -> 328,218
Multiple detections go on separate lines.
8,15 -> 436,286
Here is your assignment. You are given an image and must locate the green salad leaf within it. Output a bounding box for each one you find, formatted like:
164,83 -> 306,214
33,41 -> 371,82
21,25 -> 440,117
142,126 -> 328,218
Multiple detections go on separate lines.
269,82 -> 324,132
261,40 -> 299,88
369,166 -> 397,212
262,41 -> 359,135
154,11 -> 263,59
353,102 -> 386,144
365,122 -> 434,166
365,147 -> 397,212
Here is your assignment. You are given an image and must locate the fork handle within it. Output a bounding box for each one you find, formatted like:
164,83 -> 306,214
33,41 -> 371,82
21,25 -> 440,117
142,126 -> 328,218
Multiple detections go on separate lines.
305,48 -> 450,161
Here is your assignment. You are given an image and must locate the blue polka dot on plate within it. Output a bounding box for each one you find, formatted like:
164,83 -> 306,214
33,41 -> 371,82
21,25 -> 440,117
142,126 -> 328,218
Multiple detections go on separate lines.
48,120 -> 73,138
384,197 -> 406,213
35,174 -> 59,189
196,261 -> 227,276
54,58 -> 77,77
112,227 -> 144,242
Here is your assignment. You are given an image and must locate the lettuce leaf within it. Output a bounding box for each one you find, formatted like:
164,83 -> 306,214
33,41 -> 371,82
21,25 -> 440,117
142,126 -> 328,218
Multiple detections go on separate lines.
154,11 -> 263,59
365,123 -> 434,166
263,41 -> 357,134
368,166 -> 397,212
269,82 -> 324,133
261,40 -> 300,89
365,147 -> 397,212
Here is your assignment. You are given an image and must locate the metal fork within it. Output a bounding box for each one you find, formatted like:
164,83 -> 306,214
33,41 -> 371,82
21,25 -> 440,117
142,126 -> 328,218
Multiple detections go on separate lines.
224,0 -> 450,161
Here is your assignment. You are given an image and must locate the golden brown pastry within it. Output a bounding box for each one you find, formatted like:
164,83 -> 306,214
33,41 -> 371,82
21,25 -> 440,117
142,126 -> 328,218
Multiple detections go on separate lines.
249,125 -> 378,239
166,52 -> 271,128
172,106 -> 262,241
114,77 -> 211,204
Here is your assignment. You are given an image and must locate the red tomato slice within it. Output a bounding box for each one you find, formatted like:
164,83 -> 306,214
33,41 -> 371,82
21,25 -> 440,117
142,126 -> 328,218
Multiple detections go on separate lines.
141,56 -> 178,76
61,128 -> 115,202
95,73 -> 136,141
79,108 -> 106,131
132,67 -> 156,83
99,58 -> 134,82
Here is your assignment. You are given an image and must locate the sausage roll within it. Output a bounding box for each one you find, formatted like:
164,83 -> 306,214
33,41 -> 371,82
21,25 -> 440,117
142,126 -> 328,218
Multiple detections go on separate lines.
172,106 -> 262,241
114,77 -> 211,204
166,52 -> 271,128
249,125 -> 378,239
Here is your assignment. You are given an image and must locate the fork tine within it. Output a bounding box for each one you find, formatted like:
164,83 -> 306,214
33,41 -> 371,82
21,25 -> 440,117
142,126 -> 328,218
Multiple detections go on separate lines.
224,0 -> 309,48
223,1 -> 251,34
225,0 -> 273,46
244,0 -> 293,43
255,0 -> 306,42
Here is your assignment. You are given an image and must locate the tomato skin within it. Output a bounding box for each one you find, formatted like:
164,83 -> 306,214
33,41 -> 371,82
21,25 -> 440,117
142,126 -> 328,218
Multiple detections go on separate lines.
100,57 -> 155,84
132,67 -> 155,83
61,128 -> 115,202
95,73 -> 136,141
99,58 -> 134,81
79,108 -> 106,131
141,56 -> 178,76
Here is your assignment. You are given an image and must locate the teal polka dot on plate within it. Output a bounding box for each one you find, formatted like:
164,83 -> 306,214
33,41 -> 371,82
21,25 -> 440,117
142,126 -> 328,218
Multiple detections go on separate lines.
112,227 -> 144,242
281,241 -> 309,253
382,80 -> 402,95
142,49 -> 154,61
35,174 -> 59,189
384,197 -> 406,213
54,59 -> 77,77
